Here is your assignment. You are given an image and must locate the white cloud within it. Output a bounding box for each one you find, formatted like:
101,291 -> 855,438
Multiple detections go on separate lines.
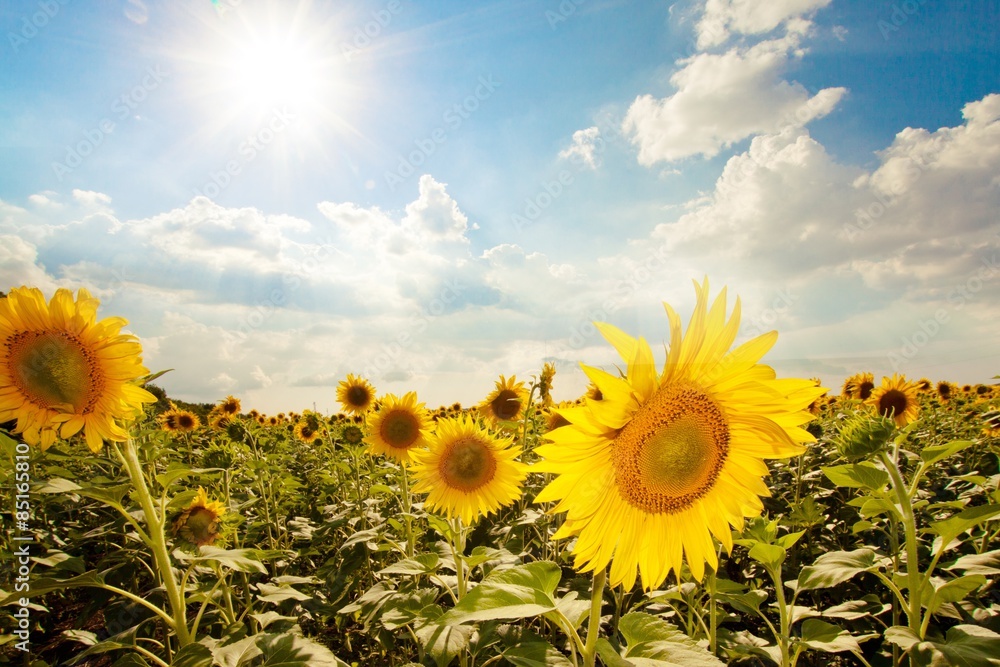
622,35 -> 846,164
558,126 -> 602,169
696,0 -> 833,49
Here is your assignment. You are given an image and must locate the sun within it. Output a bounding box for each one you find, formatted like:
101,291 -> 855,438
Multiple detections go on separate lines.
215,27 -> 330,117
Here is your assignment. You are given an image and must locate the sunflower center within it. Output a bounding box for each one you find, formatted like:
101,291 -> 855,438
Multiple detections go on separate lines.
858,381 -> 875,400
877,389 -> 909,419
178,414 -> 196,429
347,385 -> 370,407
381,410 -> 420,449
7,331 -> 103,412
491,389 -> 521,420
612,383 -> 729,514
439,437 -> 497,492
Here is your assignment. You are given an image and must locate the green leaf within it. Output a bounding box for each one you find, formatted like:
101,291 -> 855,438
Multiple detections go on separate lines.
212,636 -> 262,667
256,582 -> 312,604
797,549 -> 879,591
859,497 -> 901,520
748,543 -> 786,569
618,612 -> 726,665
155,464 -> 196,490
716,590 -> 768,616
174,546 -> 286,574
416,622 -> 475,667
929,504 -> 1000,548
822,596 -> 888,621
502,639 -> 574,667
248,611 -> 298,631
776,530 -> 805,550
902,625 -> 1000,667
441,561 -> 561,625
920,440 -> 974,466
595,638 -> 635,667
927,575 -> 987,615
378,553 -> 440,576
77,483 -> 133,507
798,619 -> 874,654
171,642 -> 214,667
35,477 -> 82,494
822,464 -> 889,490
0,571 -> 105,604
946,550 -> 1000,576
254,633 -> 349,667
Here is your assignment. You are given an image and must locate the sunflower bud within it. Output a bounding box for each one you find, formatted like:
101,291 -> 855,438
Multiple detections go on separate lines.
834,413 -> 896,461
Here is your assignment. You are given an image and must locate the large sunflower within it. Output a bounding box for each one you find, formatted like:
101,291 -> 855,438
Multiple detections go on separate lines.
410,414 -> 528,525
533,279 -> 824,590
337,373 -> 376,415
365,391 -> 433,465
0,286 -> 156,452
477,374 -> 529,426
866,374 -> 920,428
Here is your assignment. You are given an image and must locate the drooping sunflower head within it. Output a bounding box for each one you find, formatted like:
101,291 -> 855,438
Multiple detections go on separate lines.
337,374 -> 376,415
410,414 -> 528,526
172,487 -> 227,547
365,391 -> 433,465
533,278 -> 825,591
477,374 -> 529,426
866,374 -> 920,428
544,408 -> 571,432
341,423 -> 365,446
538,362 -> 557,406
585,382 -> 603,402
0,286 -> 157,452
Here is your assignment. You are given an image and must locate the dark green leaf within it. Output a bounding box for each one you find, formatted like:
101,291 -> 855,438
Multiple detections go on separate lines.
920,441 -> 974,466
502,639 -> 574,667
822,464 -> 889,490
618,612 -> 725,665
797,549 -> 879,591
441,561 -> 561,625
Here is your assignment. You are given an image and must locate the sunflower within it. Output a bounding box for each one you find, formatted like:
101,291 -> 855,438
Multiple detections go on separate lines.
293,420 -> 319,444
866,374 -> 920,428
916,378 -> 933,393
341,423 -> 364,445
172,487 -> 226,547
533,279 -> 824,590
410,414 -> 528,525
161,409 -> 200,433
0,286 -> 156,452
538,362 -> 557,407
842,372 -> 875,400
544,408 -> 571,432
477,375 -> 529,426
219,395 -> 241,415
936,380 -> 955,401
337,374 -> 376,415
585,382 -> 604,402
365,392 -> 433,465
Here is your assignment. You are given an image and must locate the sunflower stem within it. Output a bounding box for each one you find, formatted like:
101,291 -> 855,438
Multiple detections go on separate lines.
581,567 -> 606,667
117,438 -> 192,647
707,564 -> 718,656
401,464 -> 414,558
878,450 -> 924,640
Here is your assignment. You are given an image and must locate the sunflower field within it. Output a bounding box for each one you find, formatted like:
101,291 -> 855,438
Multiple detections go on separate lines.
1,283 -> 999,667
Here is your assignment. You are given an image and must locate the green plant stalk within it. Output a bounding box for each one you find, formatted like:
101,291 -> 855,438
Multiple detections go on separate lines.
706,566 -> 718,655
878,450 -> 923,638
580,567 -> 606,667
766,562 -> 791,667
117,439 -> 192,647
400,464 -> 414,558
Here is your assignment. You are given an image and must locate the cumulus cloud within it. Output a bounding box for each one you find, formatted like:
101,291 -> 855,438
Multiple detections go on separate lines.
695,0 -> 833,49
558,127 -> 602,169
623,34 -> 846,164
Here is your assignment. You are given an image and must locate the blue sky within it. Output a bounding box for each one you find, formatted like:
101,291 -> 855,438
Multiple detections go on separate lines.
2,0 -> 999,413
